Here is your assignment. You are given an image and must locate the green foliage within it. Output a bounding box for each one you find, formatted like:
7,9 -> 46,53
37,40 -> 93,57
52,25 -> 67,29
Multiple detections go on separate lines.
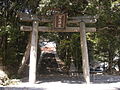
0,0 -> 120,76
38,0 -> 89,16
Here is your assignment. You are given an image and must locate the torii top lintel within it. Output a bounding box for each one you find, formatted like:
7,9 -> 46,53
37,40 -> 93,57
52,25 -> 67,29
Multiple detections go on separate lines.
18,13 -> 98,24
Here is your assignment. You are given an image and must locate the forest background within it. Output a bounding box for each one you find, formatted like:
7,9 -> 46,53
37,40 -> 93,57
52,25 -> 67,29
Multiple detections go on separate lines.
0,0 -> 120,77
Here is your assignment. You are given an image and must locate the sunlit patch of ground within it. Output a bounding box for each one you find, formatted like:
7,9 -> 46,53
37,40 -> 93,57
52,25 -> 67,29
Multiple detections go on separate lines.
6,74 -> 120,90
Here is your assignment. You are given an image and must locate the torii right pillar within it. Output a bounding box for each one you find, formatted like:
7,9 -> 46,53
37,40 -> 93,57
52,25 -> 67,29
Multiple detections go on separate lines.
80,21 -> 90,84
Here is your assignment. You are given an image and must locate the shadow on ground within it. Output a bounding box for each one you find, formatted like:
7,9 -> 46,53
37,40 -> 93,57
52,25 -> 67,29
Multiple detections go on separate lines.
21,74 -> 120,84
36,75 -> 84,84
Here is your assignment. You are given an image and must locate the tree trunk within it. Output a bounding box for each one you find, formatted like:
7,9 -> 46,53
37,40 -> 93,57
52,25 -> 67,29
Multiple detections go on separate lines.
0,36 -> 3,48
2,33 -> 7,65
108,50 -> 114,74
118,59 -> 120,71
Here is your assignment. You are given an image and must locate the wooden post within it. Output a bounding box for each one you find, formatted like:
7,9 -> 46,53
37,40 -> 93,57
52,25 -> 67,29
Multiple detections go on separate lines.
18,40 -> 30,74
18,33 -> 31,75
29,21 -> 38,84
80,22 -> 90,84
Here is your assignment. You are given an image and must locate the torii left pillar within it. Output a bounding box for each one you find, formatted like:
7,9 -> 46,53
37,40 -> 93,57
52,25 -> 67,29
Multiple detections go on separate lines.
29,21 -> 38,84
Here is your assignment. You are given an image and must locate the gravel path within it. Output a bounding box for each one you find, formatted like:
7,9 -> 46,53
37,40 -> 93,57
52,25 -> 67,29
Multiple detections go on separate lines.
2,74 -> 120,90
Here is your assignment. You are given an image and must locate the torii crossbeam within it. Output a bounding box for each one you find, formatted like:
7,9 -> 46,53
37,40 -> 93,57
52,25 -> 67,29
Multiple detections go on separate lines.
18,13 -> 98,84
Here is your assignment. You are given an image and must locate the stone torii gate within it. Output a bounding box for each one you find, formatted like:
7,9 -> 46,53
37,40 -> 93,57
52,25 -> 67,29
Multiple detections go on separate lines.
18,13 -> 97,84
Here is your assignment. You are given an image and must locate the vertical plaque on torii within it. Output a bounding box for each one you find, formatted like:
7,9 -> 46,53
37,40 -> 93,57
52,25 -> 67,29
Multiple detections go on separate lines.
53,13 -> 67,29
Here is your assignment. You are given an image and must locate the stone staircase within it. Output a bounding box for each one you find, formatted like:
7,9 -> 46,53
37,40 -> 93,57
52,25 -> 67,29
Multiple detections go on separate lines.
37,53 -> 65,74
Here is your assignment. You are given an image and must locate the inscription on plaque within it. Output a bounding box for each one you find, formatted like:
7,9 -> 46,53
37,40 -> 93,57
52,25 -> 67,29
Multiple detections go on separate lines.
54,14 -> 66,29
